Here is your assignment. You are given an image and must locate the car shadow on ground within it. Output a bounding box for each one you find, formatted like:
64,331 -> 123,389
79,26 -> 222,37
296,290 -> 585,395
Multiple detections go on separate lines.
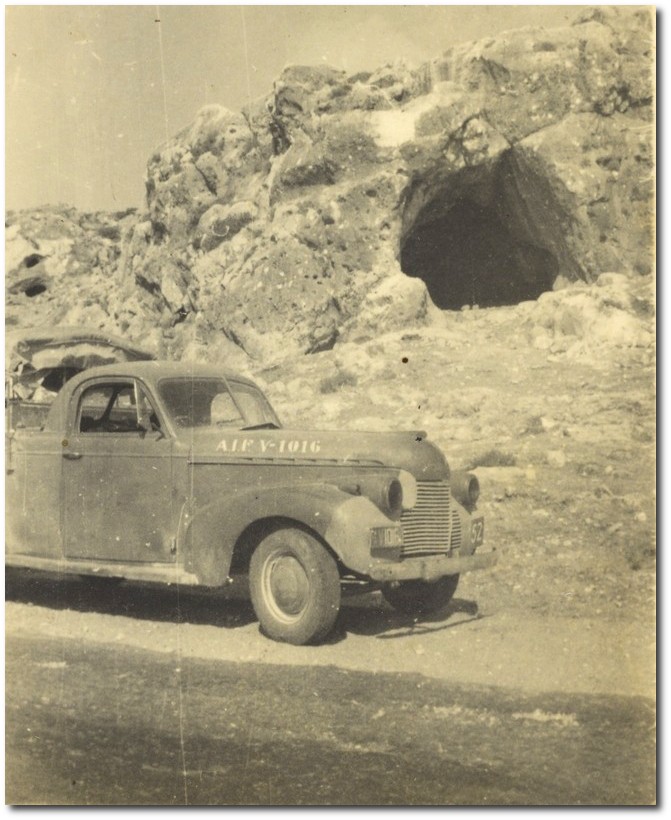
331,595 -> 483,642
5,568 -> 257,630
6,568 -> 482,643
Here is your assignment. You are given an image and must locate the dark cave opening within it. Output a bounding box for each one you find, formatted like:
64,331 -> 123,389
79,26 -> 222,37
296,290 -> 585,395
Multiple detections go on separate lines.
23,282 -> 47,299
23,253 -> 45,269
402,198 -> 558,309
400,151 -> 572,310
24,283 -> 48,298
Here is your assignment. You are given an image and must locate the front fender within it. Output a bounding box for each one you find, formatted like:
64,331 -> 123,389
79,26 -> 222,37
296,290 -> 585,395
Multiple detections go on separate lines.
181,482 -> 393,586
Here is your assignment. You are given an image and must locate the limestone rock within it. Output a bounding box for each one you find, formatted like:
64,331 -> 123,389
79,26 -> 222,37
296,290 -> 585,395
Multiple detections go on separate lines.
197,201 -> 258,252
343,273 -> 430,342
273,138 -> 337,194
6,206 -> 130,334
6,8 -> 654,366
525,272 -> 654,355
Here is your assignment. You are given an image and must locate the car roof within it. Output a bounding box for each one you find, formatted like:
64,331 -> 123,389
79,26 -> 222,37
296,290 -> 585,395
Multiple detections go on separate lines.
43,360 -> 260,433
67,360 -> 257,389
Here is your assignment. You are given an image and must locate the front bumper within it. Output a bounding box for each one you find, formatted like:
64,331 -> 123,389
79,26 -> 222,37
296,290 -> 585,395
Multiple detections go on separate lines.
365,547 -> 497,583
324,494 -> 496,582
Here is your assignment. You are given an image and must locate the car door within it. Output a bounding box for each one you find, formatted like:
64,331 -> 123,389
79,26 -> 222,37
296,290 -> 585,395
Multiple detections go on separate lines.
62,377 -> 176,563
6,413 -> 63,559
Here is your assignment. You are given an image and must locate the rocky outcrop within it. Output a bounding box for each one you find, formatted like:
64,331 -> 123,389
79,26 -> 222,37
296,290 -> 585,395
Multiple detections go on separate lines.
524,271 -> 655,358
6,7 -> 654,362
6,206 -> 143,339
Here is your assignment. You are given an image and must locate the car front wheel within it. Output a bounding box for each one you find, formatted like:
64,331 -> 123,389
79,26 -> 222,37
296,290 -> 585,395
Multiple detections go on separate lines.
382,574 -> 460,616
249,528 -> 341,645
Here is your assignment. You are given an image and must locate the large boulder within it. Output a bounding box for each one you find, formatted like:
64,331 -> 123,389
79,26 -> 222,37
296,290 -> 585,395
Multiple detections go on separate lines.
524,272 -> 655,358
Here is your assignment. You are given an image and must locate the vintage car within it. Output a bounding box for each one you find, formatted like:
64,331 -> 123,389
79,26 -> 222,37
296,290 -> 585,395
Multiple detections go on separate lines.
6,327 -> 495,644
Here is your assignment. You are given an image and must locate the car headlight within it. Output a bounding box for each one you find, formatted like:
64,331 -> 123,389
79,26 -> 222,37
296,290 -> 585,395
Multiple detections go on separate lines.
351,472 -> 417,519
451,471 -> 480,508
397,470 -> 417,510
356,476 -> 405,519
467,474 -> 480,505
386,478 -> 403,517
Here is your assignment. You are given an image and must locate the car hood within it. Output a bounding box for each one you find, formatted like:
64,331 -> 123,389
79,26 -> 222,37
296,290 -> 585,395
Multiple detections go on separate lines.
182,428 -> 449,480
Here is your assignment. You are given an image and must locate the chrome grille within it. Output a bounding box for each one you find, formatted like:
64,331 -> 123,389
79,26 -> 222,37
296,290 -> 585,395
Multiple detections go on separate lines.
400,480 -> 451,557
450,508 -> 462,552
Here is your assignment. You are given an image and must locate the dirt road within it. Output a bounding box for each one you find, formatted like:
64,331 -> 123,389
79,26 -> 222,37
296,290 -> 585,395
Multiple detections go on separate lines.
6,570 -> 655,698
5,572 -> 655,805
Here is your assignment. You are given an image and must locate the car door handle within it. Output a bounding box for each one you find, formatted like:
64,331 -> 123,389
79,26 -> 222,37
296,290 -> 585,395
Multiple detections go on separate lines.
63,451 -> 83,460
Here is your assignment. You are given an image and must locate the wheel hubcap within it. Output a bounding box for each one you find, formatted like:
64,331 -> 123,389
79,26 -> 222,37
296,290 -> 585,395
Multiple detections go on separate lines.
263,552 -> 310,623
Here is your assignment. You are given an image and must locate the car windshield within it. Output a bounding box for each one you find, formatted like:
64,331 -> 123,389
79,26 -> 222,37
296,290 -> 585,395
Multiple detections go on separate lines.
157,377 -> 280,430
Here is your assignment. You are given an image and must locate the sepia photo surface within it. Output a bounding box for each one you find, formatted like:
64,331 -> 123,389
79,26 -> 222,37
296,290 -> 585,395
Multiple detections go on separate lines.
5,5 -> 656,806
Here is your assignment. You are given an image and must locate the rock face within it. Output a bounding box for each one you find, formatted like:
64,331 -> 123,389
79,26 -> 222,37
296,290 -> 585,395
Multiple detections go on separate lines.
6,7 -> 654,362
6,206 -> 141,340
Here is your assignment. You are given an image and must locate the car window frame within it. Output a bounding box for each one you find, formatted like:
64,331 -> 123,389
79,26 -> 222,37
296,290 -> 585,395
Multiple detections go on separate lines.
71,377 -> 167,437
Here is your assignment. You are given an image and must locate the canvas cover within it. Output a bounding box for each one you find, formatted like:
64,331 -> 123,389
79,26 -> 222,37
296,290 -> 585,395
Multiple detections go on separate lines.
6,326 -> 155,399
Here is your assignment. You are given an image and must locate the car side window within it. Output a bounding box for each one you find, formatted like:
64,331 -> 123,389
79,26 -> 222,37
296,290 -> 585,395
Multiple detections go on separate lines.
79,385 -> 117,432
78,382 -> 161,434
210,392 -> 244,427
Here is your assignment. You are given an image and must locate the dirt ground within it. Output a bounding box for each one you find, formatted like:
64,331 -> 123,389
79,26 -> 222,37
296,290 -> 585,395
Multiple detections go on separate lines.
6,629 -> 655,805
5,572 -> 655,700
258,295 -> 656,631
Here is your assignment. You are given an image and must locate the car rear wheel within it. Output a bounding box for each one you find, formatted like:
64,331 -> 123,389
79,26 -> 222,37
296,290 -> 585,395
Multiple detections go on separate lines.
249,528 -> 341,645
382,574 -> 460,616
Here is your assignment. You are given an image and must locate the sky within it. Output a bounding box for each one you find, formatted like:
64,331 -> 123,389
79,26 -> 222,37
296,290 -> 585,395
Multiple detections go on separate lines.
5,4 -> 590,214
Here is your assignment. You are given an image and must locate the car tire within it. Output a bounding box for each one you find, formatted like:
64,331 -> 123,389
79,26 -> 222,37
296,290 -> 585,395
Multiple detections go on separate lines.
382,574 -> 460,616
249,528 -> 341,645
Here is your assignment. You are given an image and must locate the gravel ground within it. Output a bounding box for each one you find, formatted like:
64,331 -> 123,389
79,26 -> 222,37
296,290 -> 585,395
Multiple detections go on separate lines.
6,571 -> 655,700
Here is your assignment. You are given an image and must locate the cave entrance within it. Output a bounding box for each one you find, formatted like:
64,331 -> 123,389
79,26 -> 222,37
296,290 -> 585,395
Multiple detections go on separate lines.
400,149 -> 579,310
24,282 -> 48,298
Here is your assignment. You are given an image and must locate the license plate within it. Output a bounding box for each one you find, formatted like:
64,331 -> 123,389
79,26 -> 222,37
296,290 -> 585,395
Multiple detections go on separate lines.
471,517 -> 485,547
370,526 -> 404,550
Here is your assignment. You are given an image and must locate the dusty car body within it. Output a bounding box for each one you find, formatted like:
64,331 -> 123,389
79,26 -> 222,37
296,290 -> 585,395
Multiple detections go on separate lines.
6,328 -> 495,644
